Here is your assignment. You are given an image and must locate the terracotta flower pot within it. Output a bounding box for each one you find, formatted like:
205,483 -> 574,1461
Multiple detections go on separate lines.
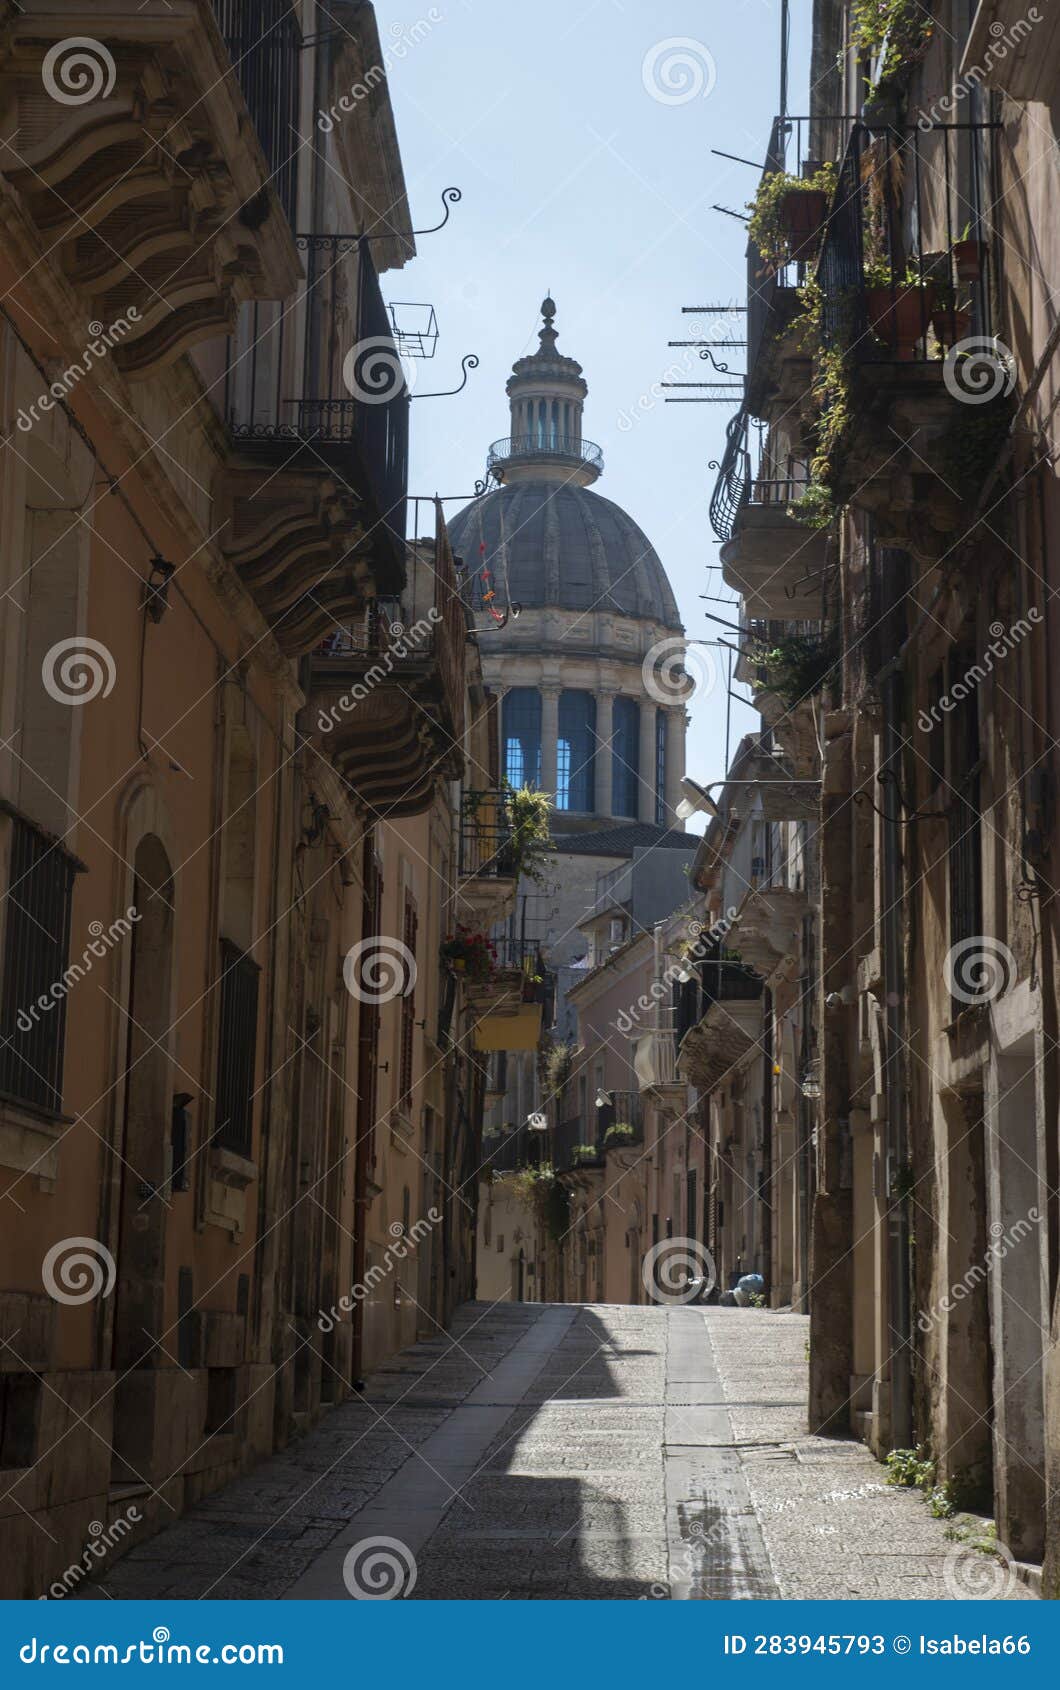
780,188 -> 828,262
930,304 -> 972,349
953,239 -> 984,282
866,283 -> 935,358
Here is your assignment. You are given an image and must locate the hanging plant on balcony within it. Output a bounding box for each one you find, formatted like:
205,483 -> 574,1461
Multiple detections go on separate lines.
862,256 -> 936,357
440,926 -> 497,982
747,162 -> 837,275
747,630 -> 840,710
503,784 -> 554,885
603,1121 -> 635,1148
851,0 -> 934,103
543,1038 -> 577,1098
506,1164 -> 569,1240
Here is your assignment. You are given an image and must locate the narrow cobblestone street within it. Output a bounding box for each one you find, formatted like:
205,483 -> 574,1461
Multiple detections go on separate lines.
78,1305 -> 1033,1601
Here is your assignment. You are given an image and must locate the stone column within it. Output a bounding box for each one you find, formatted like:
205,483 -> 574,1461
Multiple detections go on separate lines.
638,703 -> 657,824
664,707 -> 686,824
540,685 -> 560,797
594,689 -> 614,819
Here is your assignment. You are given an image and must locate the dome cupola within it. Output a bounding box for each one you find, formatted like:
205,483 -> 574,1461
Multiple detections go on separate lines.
487,297 -> 603,487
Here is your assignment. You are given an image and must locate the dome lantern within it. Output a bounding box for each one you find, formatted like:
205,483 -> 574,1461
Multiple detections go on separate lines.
487,297 -> 603,487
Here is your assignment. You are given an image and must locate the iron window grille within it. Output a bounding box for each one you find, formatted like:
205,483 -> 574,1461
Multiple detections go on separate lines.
211,0 -> 302,227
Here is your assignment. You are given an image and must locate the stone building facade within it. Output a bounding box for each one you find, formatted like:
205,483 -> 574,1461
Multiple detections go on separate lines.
0,0 -> 532,1599
706,0 -> 1060,1594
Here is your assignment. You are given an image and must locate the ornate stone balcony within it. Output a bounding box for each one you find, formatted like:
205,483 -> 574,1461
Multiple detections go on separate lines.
721,492 -> 828,621
677,995 -> 762,1093
0,1 -> 302,375
727,886 -> 807,985
309,512 -> 467,817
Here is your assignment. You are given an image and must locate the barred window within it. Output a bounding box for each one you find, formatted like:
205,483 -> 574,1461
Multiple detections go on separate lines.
0,811 -> 77,1115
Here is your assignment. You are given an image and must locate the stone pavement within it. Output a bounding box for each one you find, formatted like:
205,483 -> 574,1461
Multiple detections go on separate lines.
78,1303 -> 1035,1600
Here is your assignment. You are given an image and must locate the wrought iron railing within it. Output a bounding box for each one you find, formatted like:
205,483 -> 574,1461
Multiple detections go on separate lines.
675,947 -> 763,1053
211,0 -> 301,225
709,406 -> 814,543
224,237 -> 408,566
311,505 -> 466,729
818,120 -> 998,364
459,792 -> 515,880
487,435 -> 603,472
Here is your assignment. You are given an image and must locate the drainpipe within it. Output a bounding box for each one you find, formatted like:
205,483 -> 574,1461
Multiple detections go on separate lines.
762,986 -> 773,1299
882,670 -> 912,1446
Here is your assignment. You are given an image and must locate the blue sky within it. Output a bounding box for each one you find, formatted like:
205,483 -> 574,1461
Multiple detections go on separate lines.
374,0 -> 812,805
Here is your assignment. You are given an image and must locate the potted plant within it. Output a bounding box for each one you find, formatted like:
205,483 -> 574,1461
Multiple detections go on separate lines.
929,281 -> 971,351
864,258 -> 934,357
747,162 -> 837,273
440,926 -> 497,982
953,226 -> 984,283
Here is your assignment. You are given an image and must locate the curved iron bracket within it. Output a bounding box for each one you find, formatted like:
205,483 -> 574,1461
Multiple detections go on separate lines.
699,347 -> 731,374
412,353 -> 479,401
412,186 -> 462,238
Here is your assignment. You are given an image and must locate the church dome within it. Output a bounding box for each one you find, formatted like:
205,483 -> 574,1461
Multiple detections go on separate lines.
449,296 -> 682,630
448,480 -> 682,626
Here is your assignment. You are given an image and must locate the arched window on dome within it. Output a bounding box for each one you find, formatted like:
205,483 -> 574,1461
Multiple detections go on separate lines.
557,692 -> 596,813
612,697 -> 640,818
503,689 -> 542,789
550,400 -> 559,449
655,708 -> 667,826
